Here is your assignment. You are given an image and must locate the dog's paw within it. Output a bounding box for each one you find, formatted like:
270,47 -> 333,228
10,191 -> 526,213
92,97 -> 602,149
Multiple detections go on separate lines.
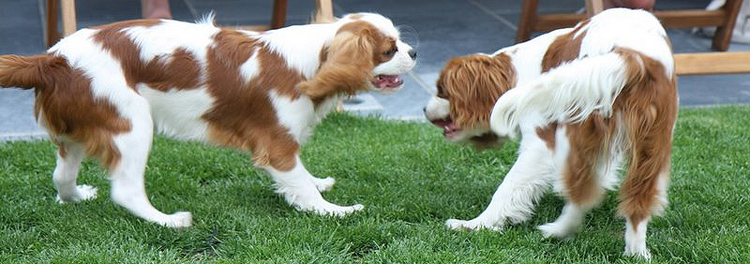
624,239 -> 652,261
56,185 -> 98,204
160,211 -> 193,228
624,246 -> 652,261
318,203 -> 364,217
299,202 -> 364,217
538,221 -> 576,239
311,177 -> 336,192
445,219 -> 503,232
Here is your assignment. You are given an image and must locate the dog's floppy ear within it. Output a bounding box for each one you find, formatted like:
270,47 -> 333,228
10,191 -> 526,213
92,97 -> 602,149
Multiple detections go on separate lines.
439,54 -> 515,129
299,22 -> 376,99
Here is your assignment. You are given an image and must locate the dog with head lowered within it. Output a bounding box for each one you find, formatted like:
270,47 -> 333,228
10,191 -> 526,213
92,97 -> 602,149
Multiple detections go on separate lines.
0,13 -> 416,227
424,9 -> 676,259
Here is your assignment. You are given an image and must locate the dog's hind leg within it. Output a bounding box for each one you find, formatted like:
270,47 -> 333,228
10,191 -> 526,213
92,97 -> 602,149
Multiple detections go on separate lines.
619,156 -> 670,260
54,142 -> 98,203
266,156 -> 363,217
108,101 -> 192,228
539,120 -> 608,238
619,131 -> 673,260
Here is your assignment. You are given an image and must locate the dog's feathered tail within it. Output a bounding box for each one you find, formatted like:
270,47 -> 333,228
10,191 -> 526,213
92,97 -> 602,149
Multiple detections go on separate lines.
0,54 -> 69,90
490,50 -> 647,137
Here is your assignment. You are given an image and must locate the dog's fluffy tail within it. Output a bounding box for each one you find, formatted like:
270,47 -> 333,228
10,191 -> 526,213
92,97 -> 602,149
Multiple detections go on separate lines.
490,50 -> 648,137
0,54 -> 69,90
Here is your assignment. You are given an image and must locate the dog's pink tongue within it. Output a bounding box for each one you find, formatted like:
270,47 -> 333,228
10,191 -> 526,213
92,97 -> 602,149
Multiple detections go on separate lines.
374,75 -> 402,88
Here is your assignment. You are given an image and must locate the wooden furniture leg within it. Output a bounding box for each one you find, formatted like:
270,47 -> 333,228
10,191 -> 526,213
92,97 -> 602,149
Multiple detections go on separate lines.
45,0 -> 77,48
270,0 -> 288,29
713,0 -> 743,51
61,0 -> 77,36
585,0 -> 604,17
315,0 -> 335,22
516,0 -> 539,43
45,0 -> 60,48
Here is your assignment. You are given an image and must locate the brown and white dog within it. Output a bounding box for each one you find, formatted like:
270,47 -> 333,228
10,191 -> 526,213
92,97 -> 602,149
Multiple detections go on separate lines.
424,9 -> 676,259
0,13 -> 416,227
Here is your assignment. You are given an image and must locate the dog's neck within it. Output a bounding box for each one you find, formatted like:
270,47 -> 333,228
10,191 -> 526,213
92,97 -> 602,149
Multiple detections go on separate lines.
493,28 -> 576,88
254,23 -> 342,80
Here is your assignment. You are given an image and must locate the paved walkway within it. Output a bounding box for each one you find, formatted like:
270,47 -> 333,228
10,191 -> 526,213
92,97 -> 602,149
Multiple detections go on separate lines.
2,0 -> 750,140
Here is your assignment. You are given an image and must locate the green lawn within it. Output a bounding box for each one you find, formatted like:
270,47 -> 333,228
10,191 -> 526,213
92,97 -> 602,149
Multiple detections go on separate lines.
1,107 -> 749,263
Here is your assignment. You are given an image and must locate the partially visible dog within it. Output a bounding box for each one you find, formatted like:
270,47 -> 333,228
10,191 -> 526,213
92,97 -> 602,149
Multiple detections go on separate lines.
0,13 -> 416,227
424,9 -> 676,259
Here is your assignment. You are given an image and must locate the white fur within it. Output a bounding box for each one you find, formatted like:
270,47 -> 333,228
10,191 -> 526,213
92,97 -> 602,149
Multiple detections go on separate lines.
269,90 -> 316,143
42,13 -> 414,226
624,217 -> 651,259
490,52 -> 630,138
424,97 -> 450,121
266,156 -> 362,216
446,124 -> 556,231
240,53 -> 261,82
538,203 -> 587,238
495,28 -> 573,85
428,9 -> 673,259
138,86 -> 214,142
123,20 -> 218,66
53,142 -> 97,203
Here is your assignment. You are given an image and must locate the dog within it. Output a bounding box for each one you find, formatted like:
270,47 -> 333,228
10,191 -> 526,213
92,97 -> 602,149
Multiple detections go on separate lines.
0,13 -> 416,227
424,9 -> 676,259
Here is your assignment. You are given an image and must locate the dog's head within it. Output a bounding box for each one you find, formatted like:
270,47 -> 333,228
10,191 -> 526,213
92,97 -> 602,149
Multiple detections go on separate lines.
299,13 -> 417,98
424,54 -> 515,148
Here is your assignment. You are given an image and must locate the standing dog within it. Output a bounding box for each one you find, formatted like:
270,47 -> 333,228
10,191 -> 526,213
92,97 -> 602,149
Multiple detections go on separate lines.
0,13 -> 416,227
425,9 -> 676,259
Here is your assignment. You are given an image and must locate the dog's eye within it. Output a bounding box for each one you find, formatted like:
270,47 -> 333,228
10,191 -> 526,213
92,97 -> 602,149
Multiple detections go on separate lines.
384,47 -> 398,56
436,85 -> 448,99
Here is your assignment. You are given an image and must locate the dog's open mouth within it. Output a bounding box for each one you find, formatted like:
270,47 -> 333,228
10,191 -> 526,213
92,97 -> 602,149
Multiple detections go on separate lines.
431,118 -> 459,139
372,74 -> 404,90
431,117 -> 499,144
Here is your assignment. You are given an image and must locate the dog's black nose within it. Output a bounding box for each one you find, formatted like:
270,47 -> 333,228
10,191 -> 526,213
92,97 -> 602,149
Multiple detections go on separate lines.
408,49 -> 417,59
422,107 -> 426,112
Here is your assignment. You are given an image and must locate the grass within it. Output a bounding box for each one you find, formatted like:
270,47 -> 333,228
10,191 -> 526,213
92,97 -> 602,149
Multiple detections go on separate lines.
1,106 -> 750,263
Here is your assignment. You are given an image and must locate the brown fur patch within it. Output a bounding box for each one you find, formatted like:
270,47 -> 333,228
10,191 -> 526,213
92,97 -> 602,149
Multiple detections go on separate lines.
536,122 -> 558,150
613,48 -> 677,228
0,55 -> 69,89
93,20 -> 203,91
559,48 -> 677,228
142,48 -> 203,91
436,53 -> 516,130
298,21 -> 396,99
563,115 -> 615,208
203,29 -> 302,171
93,20 -> 161,89
0,54 -> 132,169
541,19 -> 590,73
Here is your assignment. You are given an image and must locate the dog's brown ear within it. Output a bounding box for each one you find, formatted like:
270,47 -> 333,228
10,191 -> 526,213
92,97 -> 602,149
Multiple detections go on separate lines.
439,54 -> 515,129
298,24 -> 375,99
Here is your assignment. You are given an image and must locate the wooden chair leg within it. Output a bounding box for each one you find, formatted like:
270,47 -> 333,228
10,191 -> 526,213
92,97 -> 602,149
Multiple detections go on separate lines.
585,0 -> 604,17
61,0 -> 77,36
712,0 -> 743,51
45,0 -> 60,48
516,0 -> 539,43
270,0 -> 288,29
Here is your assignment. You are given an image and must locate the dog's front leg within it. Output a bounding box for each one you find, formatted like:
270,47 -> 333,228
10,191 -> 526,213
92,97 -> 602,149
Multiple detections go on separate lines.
265,156 -> 363,217
446,135 -> 555,231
